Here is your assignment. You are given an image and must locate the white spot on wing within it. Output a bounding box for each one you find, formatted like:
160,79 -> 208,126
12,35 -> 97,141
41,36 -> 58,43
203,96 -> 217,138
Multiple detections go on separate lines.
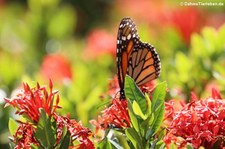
127,34 -> 131,40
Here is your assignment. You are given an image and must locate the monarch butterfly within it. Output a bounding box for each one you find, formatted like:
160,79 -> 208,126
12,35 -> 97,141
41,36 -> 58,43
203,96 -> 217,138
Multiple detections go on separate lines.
116,18 -> 161,99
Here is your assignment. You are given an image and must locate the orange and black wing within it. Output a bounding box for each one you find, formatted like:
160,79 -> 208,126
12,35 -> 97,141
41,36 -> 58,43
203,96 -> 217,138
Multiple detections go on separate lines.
127,43 -> 160,86
116,17 -> 161,99
116,18 -> 139,99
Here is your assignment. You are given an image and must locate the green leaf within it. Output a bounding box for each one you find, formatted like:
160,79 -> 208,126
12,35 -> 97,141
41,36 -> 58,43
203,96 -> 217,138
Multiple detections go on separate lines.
169,143 -> 178,149
186,144 -> 194,149
145,127 -> 154,140
59,130 -> 71,149
97,137 -> 113,149
140,114 -> 153,138
139,94 -> 153,138
149,82 -> 166,137
108,139 -> 123,149
149,138 -> 158,149
132,101 -> 146,119
30,144 -> 39,149
125,75 -> 147,114
127,100 -> 139,132
9,142 -> 15,149
35,108 -> 56,148
154,140 -> 166,149
148,105 -> 164,138
125,128 -> 143,149
145,94 -> 152,116
8,118 -> 18,136
151,82 -> 166,113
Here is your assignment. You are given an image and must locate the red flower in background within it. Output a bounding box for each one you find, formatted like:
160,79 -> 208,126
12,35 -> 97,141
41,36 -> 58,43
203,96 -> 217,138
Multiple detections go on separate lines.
5,80 -> 60,123
83,29 -> 116,59
166,7 -> 202,44
40,54 -> 72,83
164,88 -> 225,148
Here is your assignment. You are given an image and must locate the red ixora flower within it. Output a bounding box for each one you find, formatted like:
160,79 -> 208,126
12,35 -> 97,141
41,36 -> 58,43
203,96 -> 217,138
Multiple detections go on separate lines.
164,88 -> 225,148
10,122 -> 39,149
4,80 -> 61,123
54,114 -> 94,149
5,81 -> 94,149
90,98 -> 130,135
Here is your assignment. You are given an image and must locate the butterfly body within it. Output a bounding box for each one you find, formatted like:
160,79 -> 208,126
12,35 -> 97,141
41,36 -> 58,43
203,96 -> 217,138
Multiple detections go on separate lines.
116,18 -> 161,99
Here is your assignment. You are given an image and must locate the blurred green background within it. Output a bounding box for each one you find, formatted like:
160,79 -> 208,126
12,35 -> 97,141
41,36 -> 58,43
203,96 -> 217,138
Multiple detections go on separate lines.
0,0 -> 224,147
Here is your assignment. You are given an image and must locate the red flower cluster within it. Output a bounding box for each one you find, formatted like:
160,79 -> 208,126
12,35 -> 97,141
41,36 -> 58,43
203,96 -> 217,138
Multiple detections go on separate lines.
164,88 -> 225,148
90,98 -> 130,135
54,114 -> 94,149
5,80 -> 60,123
5,81 -> 94,149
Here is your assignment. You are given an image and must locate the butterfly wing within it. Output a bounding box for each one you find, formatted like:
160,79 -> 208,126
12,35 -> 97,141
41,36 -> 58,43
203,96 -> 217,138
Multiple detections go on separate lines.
127,43 -> 160,86
116,18 -> 139,98
116,17 -> 161,99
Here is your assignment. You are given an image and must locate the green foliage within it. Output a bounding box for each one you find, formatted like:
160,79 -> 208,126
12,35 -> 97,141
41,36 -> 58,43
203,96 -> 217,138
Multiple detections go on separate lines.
0,52 -> 24,91
189,25 -> 225,95
58,130 -> 71,149
125,75 -> 147,114
59,56 -> 113,125
35,109 -> 56,148
161,24 -> 225,99
97,77 -> 166,149
8,118 -> 18,137
125,76 -> 166,149
150,82 -> 166,137
9,109 -> 74,149
97,137 -> 113,149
